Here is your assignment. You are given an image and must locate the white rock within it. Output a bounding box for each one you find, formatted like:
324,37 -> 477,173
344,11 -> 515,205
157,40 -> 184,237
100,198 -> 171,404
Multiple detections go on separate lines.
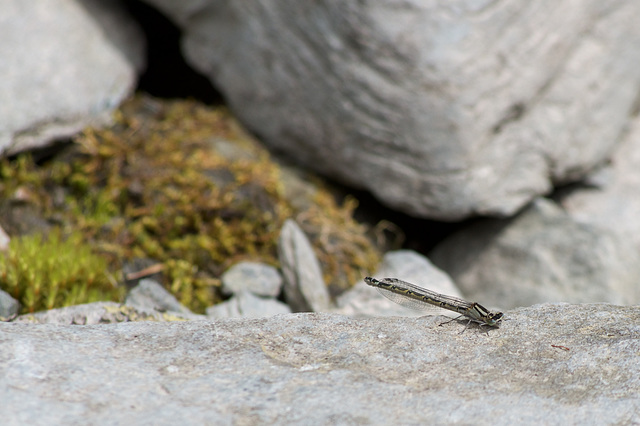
205,296 -> 241,318
221,261 -> 282,297
126,279 -> 195,315
0,225 -> 9,251
278,219 -> 330,312
0,289 -> 19,318
206,291 -> 291,319
0,0 -> 144,155
142,0 -> 640,219
558,114 -> 640,251
335,250 -> 462,318
430,198 -> 640,309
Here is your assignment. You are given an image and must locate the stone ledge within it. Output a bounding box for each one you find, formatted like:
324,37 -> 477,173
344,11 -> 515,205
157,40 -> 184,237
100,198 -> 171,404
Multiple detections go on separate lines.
1,303 -> 638,424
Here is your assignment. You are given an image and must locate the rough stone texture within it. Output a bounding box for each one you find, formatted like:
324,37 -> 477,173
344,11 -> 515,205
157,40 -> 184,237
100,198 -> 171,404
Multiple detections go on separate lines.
142,0 -> 640,219
558,114 -> 640,250
2,304 -> 640,425
10,302 -> 202,325
125,279 -> 195,315
0,0 -> 144,155
206,291 -> 291,319
335,249 -> 463,318
221,261 -> 283,297
278,219 -> 330,312
430,198 -> 640,310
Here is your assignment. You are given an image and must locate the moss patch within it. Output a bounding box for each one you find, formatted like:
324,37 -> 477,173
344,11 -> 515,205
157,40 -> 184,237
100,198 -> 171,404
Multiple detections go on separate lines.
0,95 -> 382,314
0,230 -> 123,313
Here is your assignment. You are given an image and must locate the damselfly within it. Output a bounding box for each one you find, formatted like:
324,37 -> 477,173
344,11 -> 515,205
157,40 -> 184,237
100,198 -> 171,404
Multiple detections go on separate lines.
364,277 -> 503,329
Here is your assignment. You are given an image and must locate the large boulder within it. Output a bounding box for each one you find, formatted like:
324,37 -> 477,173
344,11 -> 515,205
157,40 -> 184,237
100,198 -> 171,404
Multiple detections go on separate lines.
558,114 -> 640,251
143,0 -> 640,219
429,198 -> 640,309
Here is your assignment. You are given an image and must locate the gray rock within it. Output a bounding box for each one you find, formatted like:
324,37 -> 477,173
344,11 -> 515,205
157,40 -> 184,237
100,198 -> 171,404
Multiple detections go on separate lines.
205,296 -> 241,318
0,0 -> 144,155
335,250 -> 463,318
126,279 -> 195,316
278,219 -> 330,312
11,302 -> 202,325
221,261 -> 283,297
374,249 -> 464,298
558,115 -> 640,250
430,198 -> 640,309
0,289 -> 19,319
142,0 -> 640,220
1,304 -> 639,425
0,224 -> 9,251
206,291 -> 291,319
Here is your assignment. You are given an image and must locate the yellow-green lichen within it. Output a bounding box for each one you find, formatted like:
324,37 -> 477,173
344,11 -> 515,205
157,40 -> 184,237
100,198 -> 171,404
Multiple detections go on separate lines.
0,229 -> 123,314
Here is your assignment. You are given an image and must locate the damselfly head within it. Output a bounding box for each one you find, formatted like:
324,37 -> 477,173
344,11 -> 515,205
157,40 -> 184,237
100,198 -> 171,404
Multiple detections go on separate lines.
484,312 -> 504,326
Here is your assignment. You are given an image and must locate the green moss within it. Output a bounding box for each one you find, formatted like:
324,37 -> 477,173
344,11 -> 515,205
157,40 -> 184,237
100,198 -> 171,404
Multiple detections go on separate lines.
0,229 -> 123,314
0,95 -> 384,314
296,192 -> 381,295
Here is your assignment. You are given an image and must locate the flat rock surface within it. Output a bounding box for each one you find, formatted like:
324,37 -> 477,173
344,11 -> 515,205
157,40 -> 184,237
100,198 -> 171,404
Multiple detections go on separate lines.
2,304 -> 639,425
